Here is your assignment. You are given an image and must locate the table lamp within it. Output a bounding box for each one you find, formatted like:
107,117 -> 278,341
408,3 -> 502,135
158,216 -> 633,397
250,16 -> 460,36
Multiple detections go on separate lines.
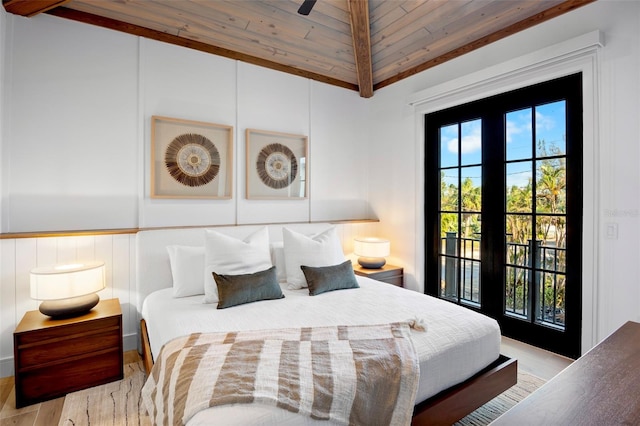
354,237 -> 390,269
30,261 -> 106,318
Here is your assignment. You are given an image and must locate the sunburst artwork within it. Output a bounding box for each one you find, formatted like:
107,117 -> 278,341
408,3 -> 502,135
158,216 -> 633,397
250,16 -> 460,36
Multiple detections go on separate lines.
151,116 -> 233,199
246,129 -> 308,199
165,133 -> 220,187
256,143 -> 298,190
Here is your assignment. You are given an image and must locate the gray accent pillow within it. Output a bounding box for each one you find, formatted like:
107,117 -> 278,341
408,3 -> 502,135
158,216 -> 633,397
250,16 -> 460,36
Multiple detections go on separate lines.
301,260 -> 360,296
213,266 -> 284,309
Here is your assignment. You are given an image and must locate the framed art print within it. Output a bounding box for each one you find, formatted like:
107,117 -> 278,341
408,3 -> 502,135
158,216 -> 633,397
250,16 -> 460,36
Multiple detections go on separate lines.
246,129 -> 308,199
151,116 -> 233,199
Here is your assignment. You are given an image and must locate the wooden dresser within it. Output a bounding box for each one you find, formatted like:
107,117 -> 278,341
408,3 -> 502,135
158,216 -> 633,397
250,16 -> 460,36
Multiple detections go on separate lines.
492,320 -> 640,425
13,298 -> 123,408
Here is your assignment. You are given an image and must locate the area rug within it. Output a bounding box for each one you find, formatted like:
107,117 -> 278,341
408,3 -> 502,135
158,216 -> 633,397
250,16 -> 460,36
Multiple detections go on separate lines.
59,360 -> 543,426
455,370 -> 546,425
59,361 -> 151,426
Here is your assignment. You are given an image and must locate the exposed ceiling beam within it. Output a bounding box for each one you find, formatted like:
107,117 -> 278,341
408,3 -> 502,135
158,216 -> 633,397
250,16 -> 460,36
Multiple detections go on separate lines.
348,0 -> 373,98
2,0 -> 70,17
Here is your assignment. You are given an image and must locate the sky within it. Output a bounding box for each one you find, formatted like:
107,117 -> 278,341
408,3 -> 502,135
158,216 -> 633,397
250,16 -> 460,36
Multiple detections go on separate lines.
440,100 -> 566,189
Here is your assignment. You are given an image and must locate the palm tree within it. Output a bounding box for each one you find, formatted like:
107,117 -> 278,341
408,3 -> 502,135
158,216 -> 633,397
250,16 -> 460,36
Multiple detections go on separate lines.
461,177 -> 481,238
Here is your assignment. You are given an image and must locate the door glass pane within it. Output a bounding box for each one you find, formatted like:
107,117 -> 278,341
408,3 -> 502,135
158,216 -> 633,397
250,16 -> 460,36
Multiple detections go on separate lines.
506,214 -> 533,266
462,258 -> 480,304
535,101 -> 566,157
461,213 -> 481,257
506,162 -> 532,213
505,265 -> 530,319
439,213 -> 458,243
440,169 -> 458,211
461,166 -> 481,212
505,214 -> 534,321
438,120 -> 482,307
439,255 -> 458,301
536,159 -> 566,214
535,214 -> 566,328
460,119 -> 482,166
537,271 -> 566,327
440,124 -> 458,168
536,215 -> 567,258
461,213 -> 481,306
506,108 -> 532,161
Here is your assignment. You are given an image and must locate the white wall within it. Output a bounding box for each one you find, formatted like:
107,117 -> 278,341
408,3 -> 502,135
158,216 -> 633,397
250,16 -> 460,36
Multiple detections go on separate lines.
0,12 -> 375,376
0,6 -> 5,232
140,39 -> 237,228
369,0 -> 640,350
1,14 -> 371,232
3,15 -> 139,232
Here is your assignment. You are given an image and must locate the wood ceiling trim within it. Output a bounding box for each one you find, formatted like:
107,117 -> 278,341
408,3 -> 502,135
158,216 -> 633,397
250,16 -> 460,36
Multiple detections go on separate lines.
45,6 -> 358,92
3,0 -> 70,17
374,0 -> 596,92
348,0 -> 373,98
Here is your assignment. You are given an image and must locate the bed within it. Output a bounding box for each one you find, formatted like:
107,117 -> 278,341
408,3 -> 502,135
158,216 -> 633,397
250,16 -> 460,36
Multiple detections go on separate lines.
136,223 -> 517,425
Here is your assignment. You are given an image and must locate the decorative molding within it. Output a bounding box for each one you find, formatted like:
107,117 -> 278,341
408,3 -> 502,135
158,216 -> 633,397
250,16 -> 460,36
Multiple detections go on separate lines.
407,30 -> 603,109
0,219 -> 379,240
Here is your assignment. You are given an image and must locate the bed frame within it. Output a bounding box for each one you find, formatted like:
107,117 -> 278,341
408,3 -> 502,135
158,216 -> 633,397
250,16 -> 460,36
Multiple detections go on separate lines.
135,223 -> 517,425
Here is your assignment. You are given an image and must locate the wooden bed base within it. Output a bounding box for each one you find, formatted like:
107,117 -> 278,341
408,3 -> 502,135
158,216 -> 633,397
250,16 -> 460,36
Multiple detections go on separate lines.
139,319 -> 517,425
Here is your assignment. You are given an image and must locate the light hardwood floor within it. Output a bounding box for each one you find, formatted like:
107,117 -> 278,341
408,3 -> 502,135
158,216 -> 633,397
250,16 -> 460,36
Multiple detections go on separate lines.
1,342 -> 572,425
501,336 -> 573,380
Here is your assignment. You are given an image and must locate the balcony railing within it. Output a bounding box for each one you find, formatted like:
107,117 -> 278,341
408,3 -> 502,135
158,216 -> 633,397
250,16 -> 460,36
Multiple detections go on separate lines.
440,234 -> 566,329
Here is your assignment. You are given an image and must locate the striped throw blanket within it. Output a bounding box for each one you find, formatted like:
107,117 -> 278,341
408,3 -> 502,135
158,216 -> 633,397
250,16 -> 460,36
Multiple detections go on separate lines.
141,322 -> 420,426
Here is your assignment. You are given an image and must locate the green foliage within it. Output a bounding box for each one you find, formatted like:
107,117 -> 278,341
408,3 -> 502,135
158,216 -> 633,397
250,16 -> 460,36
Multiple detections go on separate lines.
441,139 -> 567,323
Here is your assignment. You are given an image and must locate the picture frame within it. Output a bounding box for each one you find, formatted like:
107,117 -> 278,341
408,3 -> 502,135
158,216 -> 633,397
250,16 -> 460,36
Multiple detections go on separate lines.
151,116 -> 233,199
246,129 -> 308,199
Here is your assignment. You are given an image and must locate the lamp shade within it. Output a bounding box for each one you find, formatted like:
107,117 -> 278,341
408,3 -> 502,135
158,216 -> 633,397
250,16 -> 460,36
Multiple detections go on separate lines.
30,261 -> 105,317
354,237 -> 390,269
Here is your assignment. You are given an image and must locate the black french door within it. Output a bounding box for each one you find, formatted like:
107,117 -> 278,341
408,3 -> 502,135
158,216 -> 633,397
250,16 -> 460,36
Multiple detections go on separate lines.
425,73 -> 583,358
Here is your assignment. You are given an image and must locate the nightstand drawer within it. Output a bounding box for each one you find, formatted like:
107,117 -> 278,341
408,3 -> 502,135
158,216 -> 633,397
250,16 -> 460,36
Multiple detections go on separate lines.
15,316 -> 120,346
16,328 -> 121,369
17,349 -> 122,406
378,274 -> 403,286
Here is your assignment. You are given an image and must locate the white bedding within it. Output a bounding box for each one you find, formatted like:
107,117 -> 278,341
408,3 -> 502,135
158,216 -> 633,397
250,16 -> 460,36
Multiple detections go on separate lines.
142,275 -> 501,425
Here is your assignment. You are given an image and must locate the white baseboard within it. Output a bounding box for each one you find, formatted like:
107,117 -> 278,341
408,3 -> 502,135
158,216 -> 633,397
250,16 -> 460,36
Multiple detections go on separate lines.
1,332 -> 139,379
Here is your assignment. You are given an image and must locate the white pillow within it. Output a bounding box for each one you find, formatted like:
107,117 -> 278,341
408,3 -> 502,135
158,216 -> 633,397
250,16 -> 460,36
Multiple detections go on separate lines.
283,226 -> 346,290
203,227 -> 272,303
270,241 -> 287,283
167,245 -> 205,298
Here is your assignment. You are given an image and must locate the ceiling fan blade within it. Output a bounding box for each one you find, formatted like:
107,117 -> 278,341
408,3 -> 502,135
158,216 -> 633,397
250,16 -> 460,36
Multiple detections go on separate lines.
297,0 -> 317,15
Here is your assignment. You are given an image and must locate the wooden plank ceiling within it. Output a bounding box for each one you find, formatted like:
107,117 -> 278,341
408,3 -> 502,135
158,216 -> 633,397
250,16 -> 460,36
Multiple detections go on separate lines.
3,0 -> 595,98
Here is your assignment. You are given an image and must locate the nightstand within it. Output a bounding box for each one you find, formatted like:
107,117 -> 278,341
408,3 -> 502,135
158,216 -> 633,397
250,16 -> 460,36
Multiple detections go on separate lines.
354,264 -> 404,287
13,298 -> 123,408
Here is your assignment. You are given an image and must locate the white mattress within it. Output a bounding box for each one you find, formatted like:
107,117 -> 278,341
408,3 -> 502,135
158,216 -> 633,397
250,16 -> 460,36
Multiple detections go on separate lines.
142,276 -> 501,425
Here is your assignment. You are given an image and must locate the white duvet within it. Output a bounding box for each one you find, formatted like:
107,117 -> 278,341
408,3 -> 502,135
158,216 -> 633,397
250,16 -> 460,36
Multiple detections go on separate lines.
142,276 -> 500,425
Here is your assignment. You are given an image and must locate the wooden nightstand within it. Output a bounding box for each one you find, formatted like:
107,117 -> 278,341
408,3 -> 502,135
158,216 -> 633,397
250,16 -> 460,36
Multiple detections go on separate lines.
354,264 -> 404,287
13,298 -> 123,408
